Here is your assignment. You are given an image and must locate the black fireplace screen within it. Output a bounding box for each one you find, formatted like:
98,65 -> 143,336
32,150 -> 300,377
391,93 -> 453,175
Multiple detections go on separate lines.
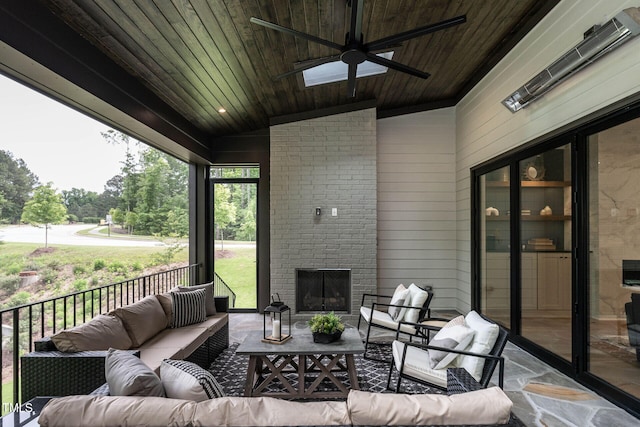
296,268 -> 350,312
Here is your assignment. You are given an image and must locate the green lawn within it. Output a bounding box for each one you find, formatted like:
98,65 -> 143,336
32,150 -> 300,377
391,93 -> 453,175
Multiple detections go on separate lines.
214,246 -> 256,309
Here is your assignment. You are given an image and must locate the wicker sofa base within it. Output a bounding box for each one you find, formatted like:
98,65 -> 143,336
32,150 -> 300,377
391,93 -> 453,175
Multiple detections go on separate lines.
21,318 -> 229,403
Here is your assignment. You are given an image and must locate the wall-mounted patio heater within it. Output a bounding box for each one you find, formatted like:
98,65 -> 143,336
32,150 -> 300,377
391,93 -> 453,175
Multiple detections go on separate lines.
502,7 -> 640,113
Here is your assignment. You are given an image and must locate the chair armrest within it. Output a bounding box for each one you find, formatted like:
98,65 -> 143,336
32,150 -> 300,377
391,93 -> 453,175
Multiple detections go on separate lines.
360,292 -> 393,306
404,340 -> 505,388
394,318 -> 450,340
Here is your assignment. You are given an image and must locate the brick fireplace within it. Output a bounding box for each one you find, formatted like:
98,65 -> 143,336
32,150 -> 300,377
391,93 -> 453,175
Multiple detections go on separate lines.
270,108 -> 377,323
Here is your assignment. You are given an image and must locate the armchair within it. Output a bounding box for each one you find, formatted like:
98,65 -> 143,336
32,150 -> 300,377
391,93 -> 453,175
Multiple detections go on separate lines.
625,293 -> 640,361
357,284 -> 437,361
387,311 -> 508,392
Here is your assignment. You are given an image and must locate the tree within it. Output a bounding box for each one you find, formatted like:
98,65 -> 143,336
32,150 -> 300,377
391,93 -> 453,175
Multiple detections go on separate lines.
0,150 -> 39,223
214,184 -> 236,250
21,183 -> 68,247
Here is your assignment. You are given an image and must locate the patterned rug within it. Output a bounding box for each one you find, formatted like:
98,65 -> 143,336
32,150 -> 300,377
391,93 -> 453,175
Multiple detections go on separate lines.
208,342 -> 442,397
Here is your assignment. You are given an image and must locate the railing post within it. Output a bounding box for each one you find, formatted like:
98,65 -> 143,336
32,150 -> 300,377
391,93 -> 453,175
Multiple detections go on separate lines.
13,308 -> 19,405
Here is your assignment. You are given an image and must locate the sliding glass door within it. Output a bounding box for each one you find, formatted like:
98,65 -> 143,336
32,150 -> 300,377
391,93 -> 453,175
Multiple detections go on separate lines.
586,117 -> 640,400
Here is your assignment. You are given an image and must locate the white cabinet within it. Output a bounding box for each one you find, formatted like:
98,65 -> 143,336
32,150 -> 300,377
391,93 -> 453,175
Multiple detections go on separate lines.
521,253 -> 538,310
483,252 -> 510,310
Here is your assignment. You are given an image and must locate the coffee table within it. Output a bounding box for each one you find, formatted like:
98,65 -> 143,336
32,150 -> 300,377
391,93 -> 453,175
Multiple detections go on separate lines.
236,327 -> 365,399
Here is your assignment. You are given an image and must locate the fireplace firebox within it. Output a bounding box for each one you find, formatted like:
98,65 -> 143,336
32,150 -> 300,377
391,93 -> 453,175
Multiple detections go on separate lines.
296,268 -> 350,313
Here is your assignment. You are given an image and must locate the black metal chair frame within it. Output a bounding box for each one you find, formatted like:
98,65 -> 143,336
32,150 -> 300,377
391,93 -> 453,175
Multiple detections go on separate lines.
356,287 -> 436,361
387,315 -> 508,393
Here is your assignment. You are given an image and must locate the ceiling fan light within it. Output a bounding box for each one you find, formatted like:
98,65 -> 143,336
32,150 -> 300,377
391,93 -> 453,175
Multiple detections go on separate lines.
301,51 -> 394,87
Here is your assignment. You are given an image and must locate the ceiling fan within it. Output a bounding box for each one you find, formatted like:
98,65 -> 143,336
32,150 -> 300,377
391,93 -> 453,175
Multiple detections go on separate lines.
250,0 -> 466,98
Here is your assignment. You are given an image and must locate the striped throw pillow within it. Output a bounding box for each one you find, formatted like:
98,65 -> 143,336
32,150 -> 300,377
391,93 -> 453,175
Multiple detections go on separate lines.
170,288 -> 207,328
161,359 -> 225,400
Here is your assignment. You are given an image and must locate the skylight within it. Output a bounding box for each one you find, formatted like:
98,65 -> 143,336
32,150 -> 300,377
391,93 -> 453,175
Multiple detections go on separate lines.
301,51 -> 394,87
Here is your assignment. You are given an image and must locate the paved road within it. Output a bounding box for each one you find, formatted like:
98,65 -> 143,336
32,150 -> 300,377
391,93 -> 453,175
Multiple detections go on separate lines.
0,224 -> 165,247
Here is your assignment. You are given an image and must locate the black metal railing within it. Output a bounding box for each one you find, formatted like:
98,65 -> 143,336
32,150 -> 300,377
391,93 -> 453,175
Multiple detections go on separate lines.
213,272 -> 236,308
0,264 -> 235,407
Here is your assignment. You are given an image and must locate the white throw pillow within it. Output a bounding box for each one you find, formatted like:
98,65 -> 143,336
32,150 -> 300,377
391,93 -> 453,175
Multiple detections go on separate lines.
161,359 -> 225,401
455,310 -> 500,380
105,348 -> 165,397
404,284 -> 430,323
387,284 -> 411,321
429,316 -> 475,369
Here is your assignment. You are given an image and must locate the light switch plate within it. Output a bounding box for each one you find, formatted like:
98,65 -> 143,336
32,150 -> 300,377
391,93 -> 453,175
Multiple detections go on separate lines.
332,208 -> 337,216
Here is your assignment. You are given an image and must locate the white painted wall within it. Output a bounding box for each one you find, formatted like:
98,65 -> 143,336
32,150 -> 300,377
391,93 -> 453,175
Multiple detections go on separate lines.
455,0 -> 640,312
377,108 -> 457,309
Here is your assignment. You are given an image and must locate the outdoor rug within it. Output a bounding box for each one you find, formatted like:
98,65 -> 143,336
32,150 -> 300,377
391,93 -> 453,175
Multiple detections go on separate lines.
208,342 -> 441,397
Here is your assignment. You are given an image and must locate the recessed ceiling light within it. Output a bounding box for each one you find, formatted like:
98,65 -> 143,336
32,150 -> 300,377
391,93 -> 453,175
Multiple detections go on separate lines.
301,51 -> 394,87
218,108 -> 226,113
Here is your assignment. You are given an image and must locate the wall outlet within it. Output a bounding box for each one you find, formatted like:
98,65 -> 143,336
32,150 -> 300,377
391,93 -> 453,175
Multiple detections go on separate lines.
332,208 -> 337,216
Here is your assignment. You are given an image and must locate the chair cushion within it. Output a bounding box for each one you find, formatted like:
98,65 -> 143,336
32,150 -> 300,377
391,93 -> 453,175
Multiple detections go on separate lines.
454,310 -> 500,380
161,359 -> 225,401
429,316 -> 475,369
105,348 -> 165,397
113,295 -> 168,347
360,306 -> 417,335
51,314 -> 132,352
404,284 -> 430,323
392,340 -> 447,388
170,289 -> 207,328
387,284 -> 411,321
176,282 -> 217,316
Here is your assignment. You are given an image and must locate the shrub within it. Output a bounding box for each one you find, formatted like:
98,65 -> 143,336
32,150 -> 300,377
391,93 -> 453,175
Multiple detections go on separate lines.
5,263 -> 24,275
72,265 -> 86,275
0,275 -> 20,292
93,259 -> 106,271
82,217 -> 101,224
6,291 -> 31,308
108,261 -> 127,274
90,277 -> 100,287
73,279 -> 87,292
47,260 -> 62,271
40,269 -> 58,284
131,261 -> 143,272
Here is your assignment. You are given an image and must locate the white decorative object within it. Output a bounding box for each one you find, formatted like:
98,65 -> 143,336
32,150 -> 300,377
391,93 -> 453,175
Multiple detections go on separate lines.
272,319 -> 281,339
540,205 -> 552,216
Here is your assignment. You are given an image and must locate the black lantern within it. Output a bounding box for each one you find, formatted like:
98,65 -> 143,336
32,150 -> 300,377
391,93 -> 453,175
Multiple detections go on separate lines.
263,293 -> 292,344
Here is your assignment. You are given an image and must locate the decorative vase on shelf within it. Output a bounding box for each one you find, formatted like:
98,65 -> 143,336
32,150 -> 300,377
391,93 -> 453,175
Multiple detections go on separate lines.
540,205 -> 552,216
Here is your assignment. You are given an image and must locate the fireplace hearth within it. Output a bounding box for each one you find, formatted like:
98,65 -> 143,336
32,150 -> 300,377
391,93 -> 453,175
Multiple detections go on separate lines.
296,268 -> 350,313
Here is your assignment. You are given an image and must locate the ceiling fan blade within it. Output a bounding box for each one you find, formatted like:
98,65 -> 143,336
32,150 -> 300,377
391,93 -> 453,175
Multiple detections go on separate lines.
347,63 -> 358,97
365,53 -> 430,79
364,15 -> 466,51
250,17 -> 343,51
347,0 -> 364,44
273,55 -> 342,81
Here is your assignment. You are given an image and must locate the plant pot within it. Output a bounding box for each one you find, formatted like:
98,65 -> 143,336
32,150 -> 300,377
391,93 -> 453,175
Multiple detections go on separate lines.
312,330 -> 342,344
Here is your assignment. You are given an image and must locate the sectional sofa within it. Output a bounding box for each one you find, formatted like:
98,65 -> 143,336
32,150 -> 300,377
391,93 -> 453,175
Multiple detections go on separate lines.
21,283 -> 229,402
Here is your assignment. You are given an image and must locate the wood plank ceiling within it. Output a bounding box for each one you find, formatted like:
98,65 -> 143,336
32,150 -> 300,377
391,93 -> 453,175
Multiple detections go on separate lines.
40,0 -> 558,138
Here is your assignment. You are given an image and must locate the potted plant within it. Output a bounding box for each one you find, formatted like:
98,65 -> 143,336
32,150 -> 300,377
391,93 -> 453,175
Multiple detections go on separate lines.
308,312 -> 345,343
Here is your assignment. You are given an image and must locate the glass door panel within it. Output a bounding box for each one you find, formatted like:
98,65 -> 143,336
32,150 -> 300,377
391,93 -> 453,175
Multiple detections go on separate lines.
480,166 -> 511,327
587,117 -> 640,398
213,180 -> 258,309
519,145 -> 572,361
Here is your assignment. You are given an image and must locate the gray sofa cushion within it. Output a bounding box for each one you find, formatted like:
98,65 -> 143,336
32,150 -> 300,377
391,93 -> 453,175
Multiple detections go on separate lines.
113,295 -> 168,347
51,314 -> 132,352
105,349 -> 165,397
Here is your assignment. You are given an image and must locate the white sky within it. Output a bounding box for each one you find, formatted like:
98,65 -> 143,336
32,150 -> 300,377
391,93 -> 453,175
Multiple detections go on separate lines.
0,74 -> 134,193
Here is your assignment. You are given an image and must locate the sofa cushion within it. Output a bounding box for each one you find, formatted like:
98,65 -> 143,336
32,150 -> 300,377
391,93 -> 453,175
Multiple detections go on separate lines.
105,348 -> 165,397
170,288 -> 207,328
51,314 -> 132,352
113,295 -> 168,347
404,284 -> 430,323
161,359 -> 225,401
38,395 -> 196,427
194,396 -> 352,426
154,292 -> 173,324
387,284 -> 410,321
428,316 -> 474,369
347,388 -> 512,426
454,310 -> 500,380
177,282 -> 217,316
